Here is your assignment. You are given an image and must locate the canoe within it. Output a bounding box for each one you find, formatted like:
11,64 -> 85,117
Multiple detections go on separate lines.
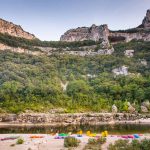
30,136 -> 44,138
1,136 -> 20,141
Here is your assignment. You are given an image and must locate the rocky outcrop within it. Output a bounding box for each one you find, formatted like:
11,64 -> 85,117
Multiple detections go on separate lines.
0,43 -> 43,56
127,102 -> 136,114
0,18 -> 36,39
60,9 -> 150,44
60,24 -> 110,47
63,48 -> 114,56
0,113 -> 150,125
141,9 -> 150,29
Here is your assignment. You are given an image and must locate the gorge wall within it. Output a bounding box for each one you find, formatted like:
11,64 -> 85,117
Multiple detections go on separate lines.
60,9 -> 150,44
0,18 -> 36,40
0,113 -> 150,125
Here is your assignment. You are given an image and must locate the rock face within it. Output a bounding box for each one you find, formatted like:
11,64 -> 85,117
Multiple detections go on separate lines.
60,9 -> 150,44
0,18 -> 36,39
0,113 -> 150,125
64,47 -> 114,56
60,24 -> 110,46
141,9 -> 150,29
0,43 -> 42,56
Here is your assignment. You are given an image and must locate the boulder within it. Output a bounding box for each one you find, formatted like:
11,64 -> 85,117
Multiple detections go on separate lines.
112,66 -> 128,76
60,24 -> 110,47
112,104 -> 118,113
142,101 -> 150,110
124,50 -> 134,58
141,106 -> 149,113
127,102 -> 136,113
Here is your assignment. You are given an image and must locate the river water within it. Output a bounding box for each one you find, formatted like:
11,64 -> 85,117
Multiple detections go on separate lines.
0,124 -> 150,134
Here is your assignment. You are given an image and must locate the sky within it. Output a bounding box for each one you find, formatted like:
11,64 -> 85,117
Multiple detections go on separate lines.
0,0 -> 149,41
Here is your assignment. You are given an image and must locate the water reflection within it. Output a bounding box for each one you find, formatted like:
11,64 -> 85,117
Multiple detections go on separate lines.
0,124 -> 150,134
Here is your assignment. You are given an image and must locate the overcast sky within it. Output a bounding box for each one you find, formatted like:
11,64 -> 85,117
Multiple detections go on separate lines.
0,0 -> 149,41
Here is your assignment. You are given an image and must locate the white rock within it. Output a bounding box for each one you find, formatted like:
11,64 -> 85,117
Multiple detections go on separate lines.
124,50 -> 134,58
112,65 -> 128,76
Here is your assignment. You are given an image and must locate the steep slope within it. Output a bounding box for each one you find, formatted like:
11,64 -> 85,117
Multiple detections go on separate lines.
0,18 -> 36,39
60,9 -> 150,43
140,9 -> 150,28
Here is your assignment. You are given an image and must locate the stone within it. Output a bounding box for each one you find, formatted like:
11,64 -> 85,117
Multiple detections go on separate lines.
112,66 -> 128,76
142,9 -> 150,29
124,50 -> 134,58
142,101 -> 150,109
0,18 -> 36,39
60,81 -> 68,91
141,106 -> 149,113
112,104 -> 118,113
140,59 -> 147,66
60,24 -> 110,47
127,102 -> 136,113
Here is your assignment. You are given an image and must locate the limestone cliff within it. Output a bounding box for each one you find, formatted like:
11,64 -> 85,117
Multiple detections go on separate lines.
140,9 -> 150,29
0,18 -> 36,39
60,9 -> 150,44
60,24 -> 109,43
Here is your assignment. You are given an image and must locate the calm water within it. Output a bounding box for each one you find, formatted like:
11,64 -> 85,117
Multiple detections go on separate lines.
0,124 -> 150,135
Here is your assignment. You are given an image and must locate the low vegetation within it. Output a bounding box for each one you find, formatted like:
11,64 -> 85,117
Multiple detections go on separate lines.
83,137 -> 106,150
108,139 -> 150,150
64,137 -> 80,148
16,138 -> 24,144
0,33 -> 101,50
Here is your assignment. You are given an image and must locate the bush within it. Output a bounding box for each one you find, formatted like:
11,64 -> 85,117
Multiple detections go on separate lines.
108,139 -> 129,150
88,137 -> 106,145
64,137 -> 80,148
88,138 -> 98,144
108,139 -> 150,150
97,137 -> 106,144
16,138 -> 24,144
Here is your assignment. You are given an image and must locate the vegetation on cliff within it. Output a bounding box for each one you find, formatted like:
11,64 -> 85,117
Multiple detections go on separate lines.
0,33 -> 101,50
0,38 -> 150,113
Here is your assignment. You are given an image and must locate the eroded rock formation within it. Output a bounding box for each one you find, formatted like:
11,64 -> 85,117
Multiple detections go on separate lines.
0,18 -> 36,39
60,24 -> 110,47
141,9 -> 150,29
60,9 -> 150,44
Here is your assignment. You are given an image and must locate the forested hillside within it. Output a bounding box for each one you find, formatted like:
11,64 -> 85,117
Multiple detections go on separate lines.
0,39 -> 150,113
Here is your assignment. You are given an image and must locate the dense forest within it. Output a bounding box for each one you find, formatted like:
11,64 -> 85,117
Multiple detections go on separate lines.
0,36 -> 150,113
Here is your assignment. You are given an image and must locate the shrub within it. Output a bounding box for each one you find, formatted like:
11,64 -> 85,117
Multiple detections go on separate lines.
16,138 -> 24,144
88,137 -> 106,145
97,137 -> 106,144
108,139 -> 150,150
139,139 -> 150,150
88,138 -> 98,144
64,137 -> 80,148
108,139 -> 129,150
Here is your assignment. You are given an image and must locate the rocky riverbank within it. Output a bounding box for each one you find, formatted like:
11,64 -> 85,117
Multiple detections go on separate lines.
0,113 -> 150,126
